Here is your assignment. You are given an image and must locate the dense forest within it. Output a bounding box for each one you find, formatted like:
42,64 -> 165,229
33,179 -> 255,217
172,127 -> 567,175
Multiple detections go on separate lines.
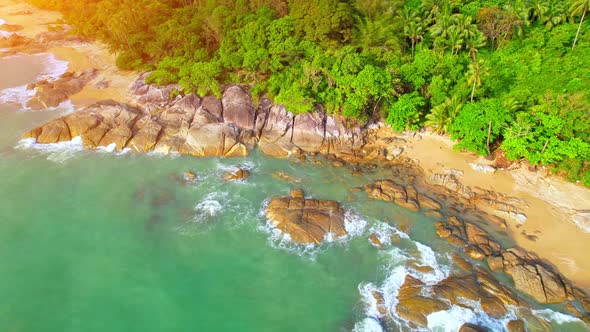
27,0 -> 590,187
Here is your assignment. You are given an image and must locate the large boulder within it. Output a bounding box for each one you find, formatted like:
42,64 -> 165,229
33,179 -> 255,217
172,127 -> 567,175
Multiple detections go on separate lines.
222,85 -> 256,130
258,105 -> 296,157
291,111 -> 325,152
127,118 -> 162,152
181,122 -> 248,157
265,189 -> 346,244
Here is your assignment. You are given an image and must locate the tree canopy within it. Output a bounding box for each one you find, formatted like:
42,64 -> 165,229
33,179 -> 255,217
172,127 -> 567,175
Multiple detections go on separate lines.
27,0 -> 590,187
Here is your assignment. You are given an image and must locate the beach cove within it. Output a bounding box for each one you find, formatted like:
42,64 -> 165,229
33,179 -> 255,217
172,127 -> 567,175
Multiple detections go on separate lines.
2,1 -> 590,331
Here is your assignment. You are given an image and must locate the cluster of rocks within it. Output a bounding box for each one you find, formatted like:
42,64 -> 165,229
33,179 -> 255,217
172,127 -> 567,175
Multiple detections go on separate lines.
385,268 -> 525,329
363,177 -> 590,324
0,26 -> 88,57
364,179 -> 442,214
26,69 -> 97,109
24,74 -> 373,161
264,189 -> 346,244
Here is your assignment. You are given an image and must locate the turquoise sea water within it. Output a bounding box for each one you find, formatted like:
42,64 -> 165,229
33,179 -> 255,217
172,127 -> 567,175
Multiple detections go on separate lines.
0,53 -> 588,332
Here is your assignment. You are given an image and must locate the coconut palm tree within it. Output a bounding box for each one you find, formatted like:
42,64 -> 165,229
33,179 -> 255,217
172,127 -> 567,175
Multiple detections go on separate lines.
425,97 -> 464,133
467,59 -> 487,102
570,0 -> 590,49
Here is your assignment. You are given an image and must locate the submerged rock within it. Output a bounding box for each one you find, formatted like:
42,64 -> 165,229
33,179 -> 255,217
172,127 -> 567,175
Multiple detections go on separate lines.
264,189 -> 346,244
223,168 -> 250,182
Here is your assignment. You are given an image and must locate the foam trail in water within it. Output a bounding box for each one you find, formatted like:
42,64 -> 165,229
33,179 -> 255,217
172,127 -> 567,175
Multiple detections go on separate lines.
413,242 -> 449,284
0,53 -> 69,108
532,309 -> 583,325
16,137 -> 85,163
352,317 -> 384,332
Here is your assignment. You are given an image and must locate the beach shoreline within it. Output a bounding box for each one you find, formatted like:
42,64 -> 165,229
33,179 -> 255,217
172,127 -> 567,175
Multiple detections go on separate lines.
2,0 -> 590,294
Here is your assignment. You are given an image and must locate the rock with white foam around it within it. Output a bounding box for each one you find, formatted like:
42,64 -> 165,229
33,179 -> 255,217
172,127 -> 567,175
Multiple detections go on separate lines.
265,189 -> 346,244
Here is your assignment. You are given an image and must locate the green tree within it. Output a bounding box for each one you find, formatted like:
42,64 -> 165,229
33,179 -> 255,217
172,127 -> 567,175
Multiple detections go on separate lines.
385,92 -> 425,131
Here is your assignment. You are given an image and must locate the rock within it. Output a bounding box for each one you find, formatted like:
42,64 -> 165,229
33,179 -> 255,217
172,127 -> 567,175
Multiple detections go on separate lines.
459,323 -> 488,332
371,291 -> 388,316
469,163 -> 496,174
201,95 -> 223,120
184,171 -> 197,182
487,256 -> 504,272
502,249 -> 568,304
265,192 -> 346,244
94,80 -> 109,89
127,118 -> 162,152
26,68 -> 97,110
416,193 -> 442,210
451,253 -> 473,271
32,118 -> 71,143
223,168 -> 250,182
182,123 -> 248,157
369,234 -> 382,247
289,188 -> 304,198
429,173 -> 465,194
291,111 -> 325,152
465,245 -> 486,260
506,319 -> 526,332
222,85 -> 256,130
365,179 -> 423,212
396,296 -> 449,327
385,146 -> 403,160
573,210 -> 590,233
99,125 -> 132,151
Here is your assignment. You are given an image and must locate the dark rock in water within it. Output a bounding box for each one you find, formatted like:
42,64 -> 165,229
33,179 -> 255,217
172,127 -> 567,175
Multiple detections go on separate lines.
459,323 -> 488,332
151,191 -> 174,207
223,168 -> 250,182
265,190 -> 346,244
26,68 -> 97,110
506,319 -> 526,332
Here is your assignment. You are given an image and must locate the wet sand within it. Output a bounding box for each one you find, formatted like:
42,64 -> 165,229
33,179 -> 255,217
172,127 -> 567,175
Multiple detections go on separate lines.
0,0 -> 137,107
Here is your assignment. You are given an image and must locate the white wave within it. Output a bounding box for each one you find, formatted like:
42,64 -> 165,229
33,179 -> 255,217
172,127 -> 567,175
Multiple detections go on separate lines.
352,318 -> 384,332
533,308 -> 583,325
215,159 -> 256,173
194,192 -> 227,220
0,53 -> 68,108
0,30 -> 12,38
344,211 -> 368,238
427,303 -> 514,332
0,18 -> 6,25
367,222 -> 409,247
0,84 -> 35,107
16,136 -> 85,163
413,242 -> 450,285
36,53 -> 69,82
96,143 -> 131,156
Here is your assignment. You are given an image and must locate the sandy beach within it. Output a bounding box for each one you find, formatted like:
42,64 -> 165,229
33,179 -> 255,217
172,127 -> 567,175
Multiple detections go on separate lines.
0,0 -> 136,107
3,0 -> 590,293
405,132 -> 590,291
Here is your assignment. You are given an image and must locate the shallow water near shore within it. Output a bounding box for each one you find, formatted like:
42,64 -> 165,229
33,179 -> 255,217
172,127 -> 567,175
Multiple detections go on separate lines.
0,53 -> 588,332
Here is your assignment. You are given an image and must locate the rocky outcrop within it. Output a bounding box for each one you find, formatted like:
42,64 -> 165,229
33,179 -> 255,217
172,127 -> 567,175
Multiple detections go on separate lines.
26,69 -> 97,110
264,189 -> 346,244
25,77 -> 369,160
365,179 -> 442,212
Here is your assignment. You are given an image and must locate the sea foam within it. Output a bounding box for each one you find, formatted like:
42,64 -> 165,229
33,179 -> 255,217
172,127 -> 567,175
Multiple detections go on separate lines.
0,53 -> 69,108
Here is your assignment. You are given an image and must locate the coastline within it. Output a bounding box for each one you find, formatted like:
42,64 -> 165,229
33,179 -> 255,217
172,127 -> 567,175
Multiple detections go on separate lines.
3,0 -> 590,298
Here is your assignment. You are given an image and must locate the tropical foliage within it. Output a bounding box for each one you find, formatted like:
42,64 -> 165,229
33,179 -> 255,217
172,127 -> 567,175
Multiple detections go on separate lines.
27,0 -> 590,186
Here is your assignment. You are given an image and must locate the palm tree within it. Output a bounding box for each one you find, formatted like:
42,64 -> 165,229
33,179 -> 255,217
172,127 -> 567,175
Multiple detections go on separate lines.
545,0 -> 567,29
570,0 -> 590,49
531,0 -> 549,23
465,30 -> 487,60
425,97 -> 464,133
447,25 -> 464,55
467,59 -> 487,102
